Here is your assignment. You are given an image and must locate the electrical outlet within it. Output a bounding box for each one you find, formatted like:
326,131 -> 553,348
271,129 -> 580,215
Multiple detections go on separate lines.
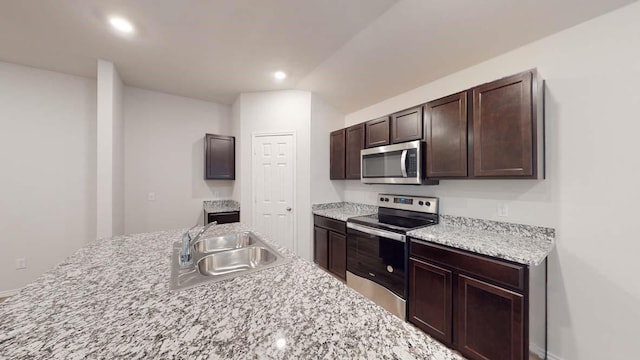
15,258 -> 27,270
497,203 -> 509,217
148,192 -> 156,201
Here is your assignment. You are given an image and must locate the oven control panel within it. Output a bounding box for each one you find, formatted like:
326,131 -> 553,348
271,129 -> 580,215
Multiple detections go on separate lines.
377,194 -> 438,214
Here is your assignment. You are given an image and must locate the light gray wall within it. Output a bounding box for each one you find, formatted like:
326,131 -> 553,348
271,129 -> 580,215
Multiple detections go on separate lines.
236,90 -> 313,259
0,61 -> 97,294
343,3 -> 640,359
123,87 -> 232,234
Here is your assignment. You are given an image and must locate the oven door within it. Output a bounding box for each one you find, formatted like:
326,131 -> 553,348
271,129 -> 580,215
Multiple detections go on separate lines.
346,222 -> 406,298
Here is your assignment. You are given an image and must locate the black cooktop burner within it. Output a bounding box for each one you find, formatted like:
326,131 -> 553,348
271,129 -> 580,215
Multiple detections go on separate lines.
348,209 -> 437,234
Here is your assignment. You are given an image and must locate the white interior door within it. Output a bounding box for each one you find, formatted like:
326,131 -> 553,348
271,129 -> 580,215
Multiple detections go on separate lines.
252,133 -> 295,251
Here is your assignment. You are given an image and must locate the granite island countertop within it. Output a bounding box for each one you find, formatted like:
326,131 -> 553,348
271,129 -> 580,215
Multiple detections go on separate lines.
407,215 -> 555,266
312,202 -> 378,222
0,223 -> 462,360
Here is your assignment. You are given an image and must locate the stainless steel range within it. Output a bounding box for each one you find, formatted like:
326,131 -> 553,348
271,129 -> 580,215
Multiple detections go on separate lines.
346,194 -> 438,319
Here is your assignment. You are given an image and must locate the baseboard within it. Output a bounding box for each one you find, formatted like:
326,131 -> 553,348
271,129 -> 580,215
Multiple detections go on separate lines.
530,343 -> 564,360
0,288 -> 20,298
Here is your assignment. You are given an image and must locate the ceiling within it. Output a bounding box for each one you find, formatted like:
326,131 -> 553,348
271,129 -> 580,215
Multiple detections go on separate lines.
0,0 -> 636,113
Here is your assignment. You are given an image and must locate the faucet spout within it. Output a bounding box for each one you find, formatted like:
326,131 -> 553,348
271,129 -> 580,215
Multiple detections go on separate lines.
180,222 -> 217,265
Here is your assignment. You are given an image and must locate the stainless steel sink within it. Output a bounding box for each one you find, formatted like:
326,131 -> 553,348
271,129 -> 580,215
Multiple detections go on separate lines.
197,247 -> 277,276
192,231 -> 256,254
170,231 -> 290,291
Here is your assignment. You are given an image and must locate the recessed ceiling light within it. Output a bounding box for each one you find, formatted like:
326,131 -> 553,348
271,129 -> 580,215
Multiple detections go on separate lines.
273,71 -> 287,81
109,17 -> 135,34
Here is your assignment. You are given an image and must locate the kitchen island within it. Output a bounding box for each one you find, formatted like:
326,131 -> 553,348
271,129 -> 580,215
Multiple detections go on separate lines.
0,223 -> 462,359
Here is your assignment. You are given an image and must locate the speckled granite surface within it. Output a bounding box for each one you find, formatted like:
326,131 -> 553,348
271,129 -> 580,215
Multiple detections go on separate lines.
408,215 -> 555,266
311,202 -> 378,222
0,223 -> 462,360
203,199 -> 240,213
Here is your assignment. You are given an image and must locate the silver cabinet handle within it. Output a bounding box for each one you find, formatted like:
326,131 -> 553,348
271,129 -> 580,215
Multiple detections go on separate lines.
400,150 -> 408,177
286,207 -> 292,211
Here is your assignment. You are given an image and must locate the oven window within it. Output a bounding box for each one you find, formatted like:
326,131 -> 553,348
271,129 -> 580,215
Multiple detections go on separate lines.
362,150 -> 403,178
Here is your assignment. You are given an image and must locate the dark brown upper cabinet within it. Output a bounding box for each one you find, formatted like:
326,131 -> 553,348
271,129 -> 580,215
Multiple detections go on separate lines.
330,129 -> 346,179
471,70 -> 543,178
205,134 -> 235,180
345,123 -> 365,179
426,92 -> 468,178
391,106 -> 424,144
365,116 -> 390,148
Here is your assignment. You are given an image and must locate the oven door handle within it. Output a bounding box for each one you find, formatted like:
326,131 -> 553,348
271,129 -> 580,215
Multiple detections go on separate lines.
400,150 -> 408,178
347,222 -> 406,242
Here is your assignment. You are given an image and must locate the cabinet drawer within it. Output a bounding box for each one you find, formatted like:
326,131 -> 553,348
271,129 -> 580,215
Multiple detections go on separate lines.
207,211 -> 240,225
313,215 -> 346,235
410,239 -> 525,291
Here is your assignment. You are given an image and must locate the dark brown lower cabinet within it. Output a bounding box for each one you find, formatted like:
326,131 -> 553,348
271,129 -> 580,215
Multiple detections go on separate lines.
458,275 -> 524,360
314,226 -> 329,270
409,238 -> 545,360
313,215 -> 347,280
409,258 -> 453,345
328,232 -> 346,279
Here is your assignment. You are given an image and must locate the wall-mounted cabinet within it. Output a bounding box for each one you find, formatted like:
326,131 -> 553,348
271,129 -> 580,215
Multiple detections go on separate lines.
345,123 -> 365,179
205,134 -> 235,180
330,129 -> 346,179
472,70 -> 542,178
328,69 -> 544,182
365,116 -> 390,148
425,92 -> 468,178
390,106 -> 423,144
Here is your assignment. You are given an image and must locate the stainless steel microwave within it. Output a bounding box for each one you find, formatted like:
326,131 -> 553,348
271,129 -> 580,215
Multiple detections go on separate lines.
361,140 -> 437,185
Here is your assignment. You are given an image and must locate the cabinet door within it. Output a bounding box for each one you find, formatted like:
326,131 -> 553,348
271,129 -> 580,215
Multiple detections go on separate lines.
329,231 -> 347,280
314,226 -> 329,270
345,124 -> 365,179
205,134 -> 235,180
330,129 -> 346,179
426,92 -> 468,178
365,116 -> 390,148
458,275 -> 524,360
391,106 -> 423,144
472,71 -> 535,177
409,258 -> 453,345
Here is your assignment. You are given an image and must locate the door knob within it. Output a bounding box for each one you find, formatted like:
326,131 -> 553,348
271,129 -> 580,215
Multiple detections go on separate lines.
286,207 -> 292,211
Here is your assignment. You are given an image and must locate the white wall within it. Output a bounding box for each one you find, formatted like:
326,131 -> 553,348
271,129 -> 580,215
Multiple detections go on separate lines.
112,65 -> 124,236
0,61 -> 96,293
343,3 -> 640,359
310,94 -> 345,205
123,87 -> 232,234
236,90 -> 313,259
96,60 -> 125,238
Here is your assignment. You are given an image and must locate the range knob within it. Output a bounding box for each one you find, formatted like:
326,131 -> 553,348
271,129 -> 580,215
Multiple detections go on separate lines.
418,201 -> 424,206
425,201 -> 431,207
380,197 -> 384,202
384,198 -> 389,202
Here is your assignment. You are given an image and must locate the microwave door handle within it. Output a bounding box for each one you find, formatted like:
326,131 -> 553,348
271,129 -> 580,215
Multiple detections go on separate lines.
400,150 -> 408,177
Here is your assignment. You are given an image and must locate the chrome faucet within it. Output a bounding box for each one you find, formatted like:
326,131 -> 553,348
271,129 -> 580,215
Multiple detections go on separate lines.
180,221 -> 217,265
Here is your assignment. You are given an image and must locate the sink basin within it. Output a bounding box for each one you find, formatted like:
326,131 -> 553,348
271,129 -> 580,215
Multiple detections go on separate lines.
192,231 -> 256,254
197,247 -> 277,276
169,230 -> 290,291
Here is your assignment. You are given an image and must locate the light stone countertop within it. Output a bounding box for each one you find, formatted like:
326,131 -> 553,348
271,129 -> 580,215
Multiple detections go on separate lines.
203,199 -> 240,213
0,223 -> 462,360
311,202 -> 378,222
407,215 -> 555,266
